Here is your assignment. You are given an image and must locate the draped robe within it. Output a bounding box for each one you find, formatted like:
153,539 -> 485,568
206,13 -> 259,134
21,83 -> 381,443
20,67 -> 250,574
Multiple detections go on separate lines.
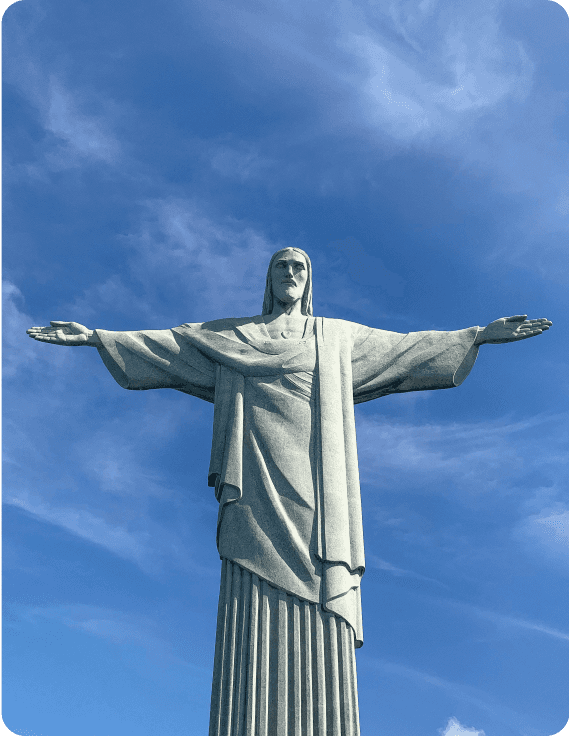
95,316 -> 480,647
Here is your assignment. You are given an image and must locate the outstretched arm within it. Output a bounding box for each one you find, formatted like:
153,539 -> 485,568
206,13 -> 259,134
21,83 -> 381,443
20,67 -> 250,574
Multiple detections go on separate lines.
474,315 -> 552,345
27,321 -> 102,346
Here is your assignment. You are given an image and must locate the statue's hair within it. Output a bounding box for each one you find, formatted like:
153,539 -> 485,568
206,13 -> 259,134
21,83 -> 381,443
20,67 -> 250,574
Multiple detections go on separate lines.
261,247 -> 313,316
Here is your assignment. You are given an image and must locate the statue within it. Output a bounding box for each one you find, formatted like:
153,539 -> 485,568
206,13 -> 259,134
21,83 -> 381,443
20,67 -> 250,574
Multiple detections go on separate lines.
27,247 -> 552,735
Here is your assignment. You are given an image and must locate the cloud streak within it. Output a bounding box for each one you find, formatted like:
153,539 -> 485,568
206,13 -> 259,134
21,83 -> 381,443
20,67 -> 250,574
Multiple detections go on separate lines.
356,410 -> 566,497
440,717 -> 486,736
367,657 -> 530,731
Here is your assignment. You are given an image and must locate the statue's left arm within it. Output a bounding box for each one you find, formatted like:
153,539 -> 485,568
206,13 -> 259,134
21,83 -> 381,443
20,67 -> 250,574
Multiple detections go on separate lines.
93,327 -> 217,401
350,315 -> 551,405
27,320 -> 217,401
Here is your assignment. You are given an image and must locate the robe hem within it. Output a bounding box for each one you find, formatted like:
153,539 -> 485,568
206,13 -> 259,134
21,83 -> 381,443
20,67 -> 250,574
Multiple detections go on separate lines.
218,555 -> 362,646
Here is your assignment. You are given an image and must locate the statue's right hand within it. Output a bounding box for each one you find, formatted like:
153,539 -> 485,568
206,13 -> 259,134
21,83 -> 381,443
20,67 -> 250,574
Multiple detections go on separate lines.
26,321 -> 98,346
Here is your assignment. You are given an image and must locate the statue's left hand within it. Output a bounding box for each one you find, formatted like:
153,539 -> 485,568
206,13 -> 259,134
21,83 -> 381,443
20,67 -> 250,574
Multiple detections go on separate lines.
476,315 -> 552,345
26,321 -> 101,346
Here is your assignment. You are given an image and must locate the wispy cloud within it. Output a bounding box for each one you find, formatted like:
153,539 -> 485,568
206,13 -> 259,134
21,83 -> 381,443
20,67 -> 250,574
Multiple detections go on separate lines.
440,716 -> 486,736
3,279 -> 75,377
438,597 -> 569,644
44,78 -> 121,165
367,658 -> 534,733
8,602 -> 209,675
3,5 -> 124,175
343,11 -> 532,142
356,411 -> 566,497
120,198 -> 276,320
367,553 -> 449,588
514,506 -> 569,571
190,0 -> 567,285
5,491 -> 155,571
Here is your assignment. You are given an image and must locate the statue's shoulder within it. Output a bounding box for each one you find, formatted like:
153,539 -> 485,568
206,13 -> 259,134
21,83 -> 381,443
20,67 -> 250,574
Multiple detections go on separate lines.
176,316 -> 260,337
319,316 -> 368,334
320,317 -> 365,327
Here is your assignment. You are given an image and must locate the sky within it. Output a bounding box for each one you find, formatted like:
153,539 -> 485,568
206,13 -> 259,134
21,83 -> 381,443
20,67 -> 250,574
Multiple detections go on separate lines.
1,0 -> 568,734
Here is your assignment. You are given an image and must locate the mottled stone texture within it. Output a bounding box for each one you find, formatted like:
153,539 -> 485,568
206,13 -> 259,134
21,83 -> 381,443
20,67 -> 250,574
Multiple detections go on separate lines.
210,559 -> 360,736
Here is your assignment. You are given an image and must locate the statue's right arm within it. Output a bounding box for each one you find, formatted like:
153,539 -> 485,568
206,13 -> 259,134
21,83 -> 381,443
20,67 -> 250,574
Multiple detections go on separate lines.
27,321 -> 102,346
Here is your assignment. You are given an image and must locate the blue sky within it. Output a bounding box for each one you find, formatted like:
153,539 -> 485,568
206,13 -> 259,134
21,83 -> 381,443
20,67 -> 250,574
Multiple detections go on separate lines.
2,0 -> 568,734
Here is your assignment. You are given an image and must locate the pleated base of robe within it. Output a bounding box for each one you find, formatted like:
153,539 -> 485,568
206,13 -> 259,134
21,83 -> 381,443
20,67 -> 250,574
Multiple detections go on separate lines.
209,558 -> 360,736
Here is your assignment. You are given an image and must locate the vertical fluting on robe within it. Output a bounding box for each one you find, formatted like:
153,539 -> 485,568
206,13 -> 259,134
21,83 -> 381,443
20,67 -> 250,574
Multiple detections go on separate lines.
210,559 -> 360,736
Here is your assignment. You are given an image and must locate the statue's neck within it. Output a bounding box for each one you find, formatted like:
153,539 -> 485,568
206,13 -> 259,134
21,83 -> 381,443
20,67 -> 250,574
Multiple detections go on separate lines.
267,298 -> 304,320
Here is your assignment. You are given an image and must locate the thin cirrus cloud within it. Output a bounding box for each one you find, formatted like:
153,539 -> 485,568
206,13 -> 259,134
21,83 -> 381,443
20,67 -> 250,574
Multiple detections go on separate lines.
3,485 -> 212,579
368,658 -> 529,730
192,0 -> 569,283
52,198 -> 278,325
342,18 -> 532,142
440,717 -> 486,736
514,507 -> 569,570
366,553 -> 449,588
7,602 -> 202,674
45,79 -> 121,165
198,0 -> 533,140
118,198 -> 276,320
424,594 -> 569,644
2,280 -> 76,378
3,18 -> 121,168
5,491 -> 153,571
356,411 -> 565,496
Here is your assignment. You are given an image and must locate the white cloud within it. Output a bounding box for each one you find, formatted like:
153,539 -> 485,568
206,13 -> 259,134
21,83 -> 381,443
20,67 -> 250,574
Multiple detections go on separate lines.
367,553 -> 448,588
3,280 -> 39,377
209,143 -> 275,182
2,279 -> 75,377
515,506 -> 569,570
436,597 -> 569,643
44,78 -> 120,165
73,394 -> 196,498
62,275 -> 150,322
4,32 -> 121,170
356,411 -> 563,496
344,12 -> 532,143
370,658 -> 526,726
199,0 -> 533,143
5,491 -> 154,570
121,198 -> 275,320
10,603 -> 208,675
440,716 -> 486,736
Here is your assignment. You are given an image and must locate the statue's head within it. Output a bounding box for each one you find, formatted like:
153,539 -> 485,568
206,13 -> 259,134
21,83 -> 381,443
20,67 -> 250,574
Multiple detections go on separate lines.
262,247 -> 313,316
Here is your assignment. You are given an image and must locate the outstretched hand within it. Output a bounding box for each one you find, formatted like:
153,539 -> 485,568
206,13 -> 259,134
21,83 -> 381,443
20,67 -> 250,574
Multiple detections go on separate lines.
476,315 -> 552,345
26,321 -> 100,346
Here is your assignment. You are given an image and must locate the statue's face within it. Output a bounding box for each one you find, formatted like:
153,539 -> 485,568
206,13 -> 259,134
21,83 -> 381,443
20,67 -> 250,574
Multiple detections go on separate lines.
271,250 -> 308,306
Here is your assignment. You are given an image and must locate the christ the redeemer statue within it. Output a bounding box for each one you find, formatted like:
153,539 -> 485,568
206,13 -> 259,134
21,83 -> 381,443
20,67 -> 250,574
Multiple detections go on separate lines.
28,247 -> 551,736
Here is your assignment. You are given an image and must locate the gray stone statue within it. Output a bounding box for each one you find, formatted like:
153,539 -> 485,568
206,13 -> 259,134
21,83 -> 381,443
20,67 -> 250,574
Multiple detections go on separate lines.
27,247 -> 551,735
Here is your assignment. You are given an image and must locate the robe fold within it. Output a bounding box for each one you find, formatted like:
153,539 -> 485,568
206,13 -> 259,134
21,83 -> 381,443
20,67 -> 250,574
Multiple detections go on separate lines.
96,316 -> 479,647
